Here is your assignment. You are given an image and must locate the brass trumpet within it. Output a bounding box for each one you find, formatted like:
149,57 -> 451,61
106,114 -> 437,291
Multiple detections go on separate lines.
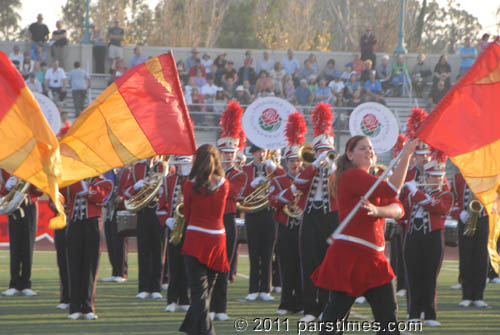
297,144 -> 315,166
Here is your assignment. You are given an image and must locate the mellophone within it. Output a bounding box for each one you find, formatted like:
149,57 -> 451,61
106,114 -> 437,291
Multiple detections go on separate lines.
384,218 -> 459,247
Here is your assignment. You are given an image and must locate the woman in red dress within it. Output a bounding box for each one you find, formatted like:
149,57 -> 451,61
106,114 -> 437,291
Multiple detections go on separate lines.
312,135 -> 417,334
179,144 -> 230,335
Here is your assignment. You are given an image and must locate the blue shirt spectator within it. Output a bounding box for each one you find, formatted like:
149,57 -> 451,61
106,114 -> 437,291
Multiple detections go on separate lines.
295,79 -> 312,105
282,49 -> 300,75
130,46 -> 147,67
364,78 -> 382,94
459,37 -> 477,76
314,79 -> 331,104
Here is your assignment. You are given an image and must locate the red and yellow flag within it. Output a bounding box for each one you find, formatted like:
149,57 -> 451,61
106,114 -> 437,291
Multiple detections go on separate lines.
417,40 -> 500,272
0,52 -> 65,229
59,52 -> 196,186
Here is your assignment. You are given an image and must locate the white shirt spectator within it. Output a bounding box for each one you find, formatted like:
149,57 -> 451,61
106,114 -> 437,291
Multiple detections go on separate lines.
257,57 -> 274,74
282,57 -> 300,76
26,78 -> 43,93
201,58 -> 213,74
68,68 -> 89,90
184,84 -> 194,105
201,83 -> 219,98
328,80 -> 345,95
9,51 -> 24,70
45,68 -> 67,88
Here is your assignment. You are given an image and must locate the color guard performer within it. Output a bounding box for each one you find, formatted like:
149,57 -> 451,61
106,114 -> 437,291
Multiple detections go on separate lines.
403,150 -> 453,326
209,102 -> 247,321
64,176 -> 112,320
268,111 -> 306,316
0,170 -> 41,297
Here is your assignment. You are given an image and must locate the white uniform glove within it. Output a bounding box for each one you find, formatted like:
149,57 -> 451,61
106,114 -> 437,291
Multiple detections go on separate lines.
134,179 -> 145,191
5,176 -> 17,191
165,217 -> 175,230
459,210 -> 469,223
264,159 -> 277,173
312,151 -> 329,168
404,180 -> 418,196
250,176 -> 266,188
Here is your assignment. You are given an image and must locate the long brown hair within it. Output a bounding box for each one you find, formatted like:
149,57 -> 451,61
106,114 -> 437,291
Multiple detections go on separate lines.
189,144 -> 225,194
332,135 -> 368,197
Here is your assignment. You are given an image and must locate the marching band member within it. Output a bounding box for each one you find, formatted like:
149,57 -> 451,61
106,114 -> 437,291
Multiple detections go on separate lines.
287,103 -> 338,322
312,136 -> 417,335
102,166 -> 131,283
210,102 -> 247,321
161,155 -> 192,312
1,170 -> 42,297
403,149 -> 453,326
179,144 -> 229,335
269,111 -> 306,316
64,175 -> 112,320
452,171 -> 490,308
124,157 -> 166,300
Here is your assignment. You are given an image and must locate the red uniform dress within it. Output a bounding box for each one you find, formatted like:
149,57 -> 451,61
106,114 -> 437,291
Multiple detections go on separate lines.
312,168 -> 403,297
182,178 -> 230,273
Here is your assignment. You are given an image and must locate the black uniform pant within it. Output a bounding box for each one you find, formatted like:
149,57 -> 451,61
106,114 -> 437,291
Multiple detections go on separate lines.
403,227 -> 443,320
167,229 -> 189,304
55,227 -> 69,303
67,217 -> 100,314
180,255 -> 218,335
245,208 -> 276,293
458,216 -> 489,300
390,229 -> 406,291
320,282 -> 399,335
104,213 -> 128,278
277,223 -> 302,312
300,209 -> 338,317
211,213 -> 237,313
8,203 -> 38,290
137,207 -> 165,293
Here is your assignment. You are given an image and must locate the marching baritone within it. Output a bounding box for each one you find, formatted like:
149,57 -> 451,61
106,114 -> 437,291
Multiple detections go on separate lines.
210,101 -> 247,321
63,176 -> 112,320
161,155 -> 192,312
0,170 -> 42,297
403,150 -> 453,326
452,171 -> 490,308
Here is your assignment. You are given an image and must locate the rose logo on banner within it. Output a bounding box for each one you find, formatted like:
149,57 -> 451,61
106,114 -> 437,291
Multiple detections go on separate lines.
259,108 -> 282,132
361,113 -> 381,137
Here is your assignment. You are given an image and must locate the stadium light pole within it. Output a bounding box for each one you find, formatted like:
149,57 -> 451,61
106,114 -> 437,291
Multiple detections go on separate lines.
82,0 -> 91,44
394,0 -> 407,54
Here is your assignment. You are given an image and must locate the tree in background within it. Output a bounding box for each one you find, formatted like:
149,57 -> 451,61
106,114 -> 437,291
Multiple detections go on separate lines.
216,0 -> 263,49
62,0 -> 86,42
0,0 -> 22,40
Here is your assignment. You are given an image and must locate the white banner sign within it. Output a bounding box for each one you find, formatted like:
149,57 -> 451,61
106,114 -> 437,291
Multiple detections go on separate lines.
34,92 -> 61,135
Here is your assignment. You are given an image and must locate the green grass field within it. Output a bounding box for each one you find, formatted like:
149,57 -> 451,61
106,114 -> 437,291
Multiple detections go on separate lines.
0,246 -> 499,335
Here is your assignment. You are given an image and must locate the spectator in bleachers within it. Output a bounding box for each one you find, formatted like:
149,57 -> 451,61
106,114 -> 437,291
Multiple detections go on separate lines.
188,58 -> 206,78
459,37 -> 477,77
255,71 -> 275,96
344,72 -> 361,100
115,57 -> 127,77
364,70 -> 386,105
26,73 -> 43,94
360,26 -> 377,67
91,24 -> 106,74
213,53 -> 227,71
428,79 -> 451,108
352,52 -> 365,76
8,45 -> 23,70
68,61 -> 90,117
345,88 -> 362,109
237,56 -> 257,89
107,18 -> 125,71
376,55 -> 392,92
45,60 -> 66,102
184,77 -> 196,105
50,21 -> 69,69
340,64 -> 354,82
193,68 -> 207,88
360,59 -> 373,82
282,49 -> 300,76
307,74 -> 318,93
328,72 -> 344,106
32,62 -> 45,89
307,53 -> 319,75
201,54 -> 213,74
57,111 -> 71,138
283,75 -> 296,102
433,55 -> 452,86
321,59 -> 336,82
270,61 -> 285,94
222,61 -> 238,94
299,59 -> 315,81
295,79 -> 312,106
257,51 -> 274,74
186,48 -> 198,71
210,64 -> 222,86
234,85 -> 251,105
242,80 -> 255,101
201,74 -> 219,105
130,46 -> 147,67
391,53 -> 409,96
411,53 -> 432,98
177,60 -> 189,84
313,78 -> 331,104
189,86 -> 205,125
28,14 -> 49,62
214,88 -> 228,110
20,52 -> 35,80
477,33 -> 490,54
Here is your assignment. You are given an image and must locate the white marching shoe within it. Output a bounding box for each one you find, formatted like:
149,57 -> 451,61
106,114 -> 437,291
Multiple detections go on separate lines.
300,314 -> 317,323
56,303 -> 69,310
68,312 -> 82,320
151,292 -> 163,300
2,288 -> 20,296
451,283 -> 462,290
259,293 -> 274,301
245,293 -> 259,301
209,312 -> 215,321
355,296 -> 366,304
136,292 -> 150,299
165,303 -> 178,312
396,289 -> 406,297
161,283 -> 169,291
179,305 -> 190,312
472,300 -> 488,308
458,299 -> 472,307
215,313 -> 230,321
113,276 -> 126,283
274,287 -> 282,293
22,289 -> 37,296
424,320 -> 441,327
83,312 -> 98,320
276,309 -> 288,316
101,276 -> 115,282
490,277 -> 500,284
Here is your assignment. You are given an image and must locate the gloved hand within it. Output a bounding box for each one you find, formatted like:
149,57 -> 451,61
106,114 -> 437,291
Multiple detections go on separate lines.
459,210 -> 469,224
264,159 -> 277,173
165,217 -> 175,230
134,179 -> 145,191
404,180 -> 418,196
328,163 -> 337,175
250,176 -> 266,188
312,151 -> 329,168
78,180 -> 89,196
5,176 -> 17,191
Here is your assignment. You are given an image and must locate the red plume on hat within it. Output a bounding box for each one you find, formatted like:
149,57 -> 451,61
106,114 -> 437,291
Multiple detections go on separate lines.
392,134 -> 407,158
238,129 -> 246,152
219,100 -> 243,138
405,107 -> 428,139
430,147 -> 447,164
311,102 -> 334,137
285,111 -> 307,146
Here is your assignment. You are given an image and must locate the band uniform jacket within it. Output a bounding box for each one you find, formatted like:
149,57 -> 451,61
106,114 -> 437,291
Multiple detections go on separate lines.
224,167 -> 247,215
156,173 -> 187,226
241,161 -> 286,198
269,172 -> 302,226
63,177 -> 112,221
406,188 -> 454,234
0,170 -> 42,205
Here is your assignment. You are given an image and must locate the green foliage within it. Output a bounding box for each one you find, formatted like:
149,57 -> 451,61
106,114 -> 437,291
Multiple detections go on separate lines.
61,0 -> 86,42
0,0 -> 22,40
216,0 -> 263,49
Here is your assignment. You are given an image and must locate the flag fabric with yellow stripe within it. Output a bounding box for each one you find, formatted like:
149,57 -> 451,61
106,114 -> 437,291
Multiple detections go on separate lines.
0,52 -> 65,229
59,52 -> 196,187
417,40 -> 500,272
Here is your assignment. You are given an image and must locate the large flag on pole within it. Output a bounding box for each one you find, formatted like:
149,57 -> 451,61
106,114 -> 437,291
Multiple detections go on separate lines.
0,52 -> 65,229
59,52 -> 196,187
417,39 -> 500,272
